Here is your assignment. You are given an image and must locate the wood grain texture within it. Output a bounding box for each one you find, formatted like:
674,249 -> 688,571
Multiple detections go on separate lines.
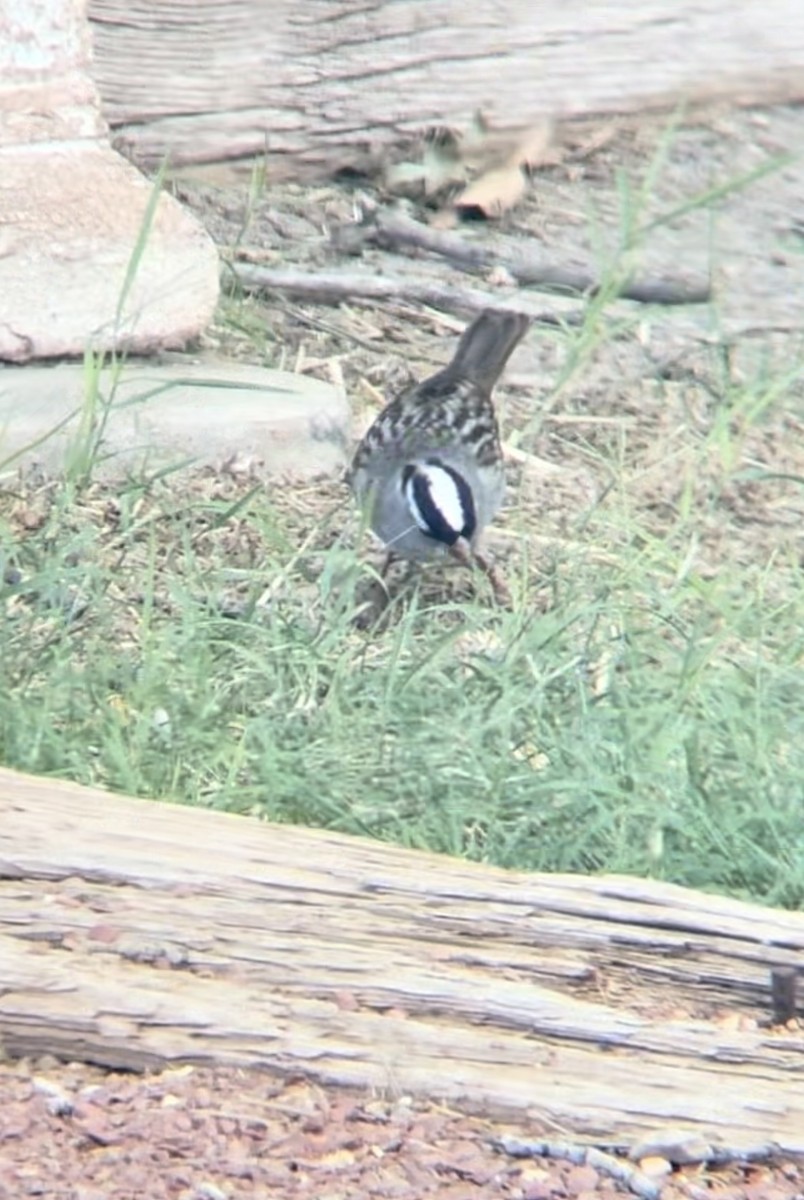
1,766 -> 803,1150
86,0 -> 804,173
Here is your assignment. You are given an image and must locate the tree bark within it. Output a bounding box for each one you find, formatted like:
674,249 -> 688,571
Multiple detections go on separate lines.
87,0 -> 804,174
1,767 -> 803,1153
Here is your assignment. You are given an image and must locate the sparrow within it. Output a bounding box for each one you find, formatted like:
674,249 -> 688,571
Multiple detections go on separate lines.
348,308 -> 529,608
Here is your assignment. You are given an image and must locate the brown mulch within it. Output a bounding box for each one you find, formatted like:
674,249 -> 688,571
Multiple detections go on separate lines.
1,1062 -> 802,1200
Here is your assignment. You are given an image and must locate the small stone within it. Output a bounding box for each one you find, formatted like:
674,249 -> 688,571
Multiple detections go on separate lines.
630,1127 -> 713,1165
638,1155 -> 674,1178
194,1185 -> 228,1200
744,1184 -> 791,1200
565,1164 -> 600,1194
522,1183 -> 553,1200
32,1078 -> 73,1117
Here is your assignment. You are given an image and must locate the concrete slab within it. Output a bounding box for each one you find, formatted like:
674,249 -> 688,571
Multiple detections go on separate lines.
0,359 -> 349,479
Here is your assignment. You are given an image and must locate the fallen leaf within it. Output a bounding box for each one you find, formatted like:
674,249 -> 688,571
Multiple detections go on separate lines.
461,113 -> 554,174
508,119 -> 555,170
451,117 -> 554,218
386,114 -> 554,214
454,164 -> 527,219
385,128 -> 466,198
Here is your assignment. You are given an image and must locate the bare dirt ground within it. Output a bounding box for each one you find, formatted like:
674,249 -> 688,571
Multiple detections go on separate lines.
2,1061 -> 803,1200
179,103 -> 804,591
3,105 -> 804,1197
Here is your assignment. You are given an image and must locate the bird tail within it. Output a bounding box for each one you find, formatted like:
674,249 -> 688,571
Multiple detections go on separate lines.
443,309 -> 530,392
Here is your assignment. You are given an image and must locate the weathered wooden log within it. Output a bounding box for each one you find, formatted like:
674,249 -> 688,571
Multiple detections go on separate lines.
87,0 -> 804,174
1,767 -> 803,1153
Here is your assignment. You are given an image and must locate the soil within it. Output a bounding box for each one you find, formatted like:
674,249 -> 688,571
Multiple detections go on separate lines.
3,105 -> 804,1196
2,1061 -> 803,1200
174,103 -> 804,590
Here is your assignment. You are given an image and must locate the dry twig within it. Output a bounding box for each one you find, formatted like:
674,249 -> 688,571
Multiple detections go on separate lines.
361,210 -> 711,306
227,263 -> 579,327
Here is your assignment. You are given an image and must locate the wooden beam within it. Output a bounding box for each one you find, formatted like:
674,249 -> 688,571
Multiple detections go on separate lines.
1,767 -> 803,1152
87,0 -> 804,174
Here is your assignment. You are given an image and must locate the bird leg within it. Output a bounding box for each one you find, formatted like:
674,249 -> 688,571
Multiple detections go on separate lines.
354,552 -> 399,629
451,538 -> 512,607
356,543 -> 511,628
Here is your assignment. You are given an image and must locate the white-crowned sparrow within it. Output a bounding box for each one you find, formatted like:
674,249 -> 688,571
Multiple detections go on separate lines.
349,308 -> 530,605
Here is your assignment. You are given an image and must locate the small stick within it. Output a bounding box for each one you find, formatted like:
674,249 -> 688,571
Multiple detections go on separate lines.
353,553 -> 396,630
363,209 -> 711,307
227,262 -> 579,327
491,1136 -> 663,1200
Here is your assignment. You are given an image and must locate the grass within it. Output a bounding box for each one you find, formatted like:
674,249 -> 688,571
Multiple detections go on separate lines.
2,129 -> 804,910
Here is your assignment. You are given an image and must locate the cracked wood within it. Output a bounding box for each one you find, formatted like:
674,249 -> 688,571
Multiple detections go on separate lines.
1,766 -> 803,1152
88,0 -> 804,173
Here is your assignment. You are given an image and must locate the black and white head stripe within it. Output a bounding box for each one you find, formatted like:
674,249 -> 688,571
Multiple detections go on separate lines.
401,459 -> 476,547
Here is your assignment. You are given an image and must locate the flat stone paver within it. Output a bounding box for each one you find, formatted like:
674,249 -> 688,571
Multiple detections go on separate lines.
0,359 -> 348,478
